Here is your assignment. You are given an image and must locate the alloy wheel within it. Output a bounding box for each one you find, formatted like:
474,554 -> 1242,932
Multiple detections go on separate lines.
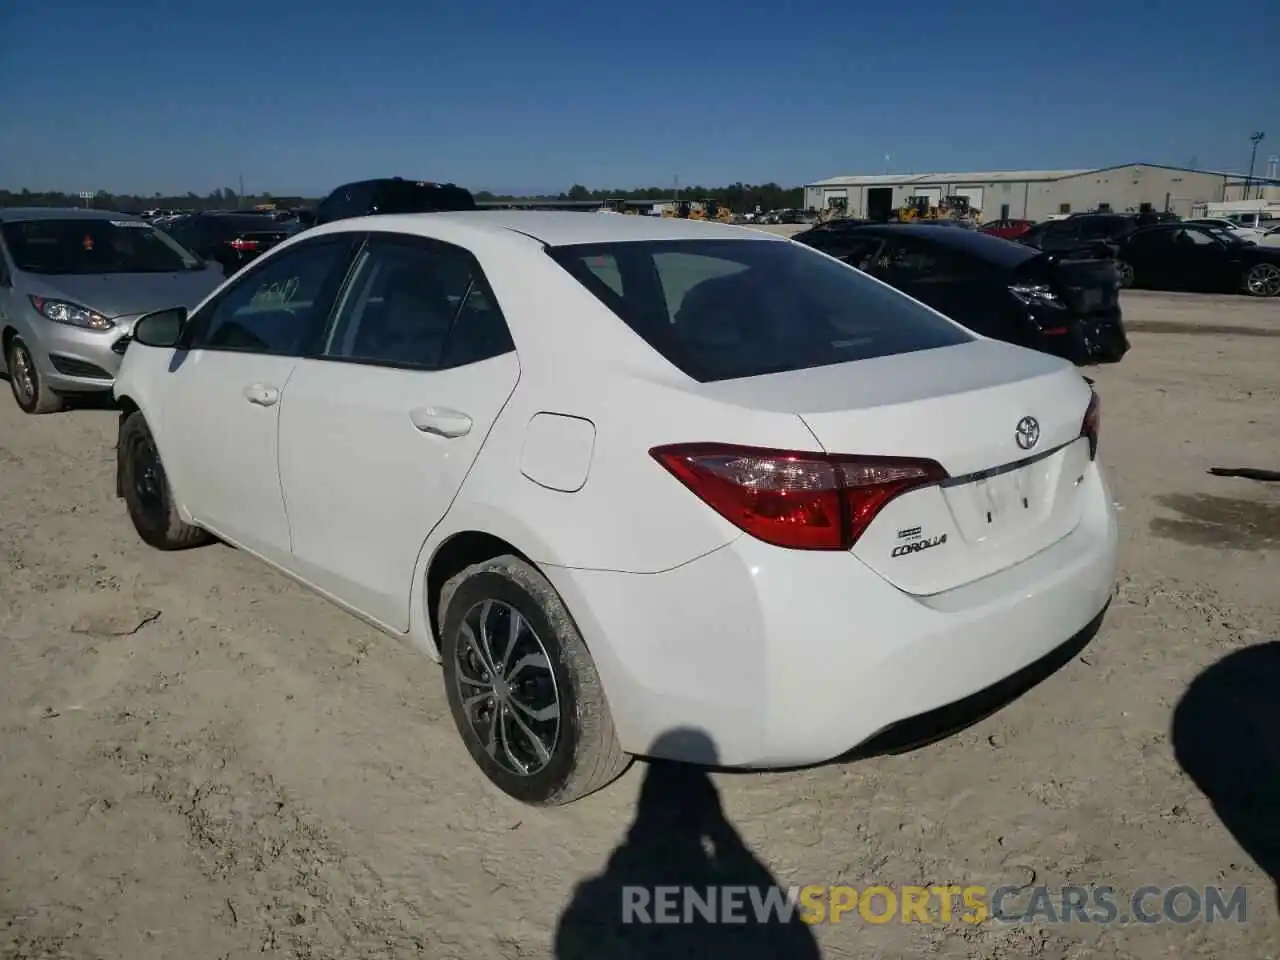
9,343 -> 36,405
452,599 -> 561,776
1116,261 -> 1134,288
1245,262 -> 1280,297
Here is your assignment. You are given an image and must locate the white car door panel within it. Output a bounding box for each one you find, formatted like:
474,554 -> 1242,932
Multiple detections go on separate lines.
278,354 -> 519,629
163,236 -> 360,564
168,351 -> 299,560
276,234 -> 520,631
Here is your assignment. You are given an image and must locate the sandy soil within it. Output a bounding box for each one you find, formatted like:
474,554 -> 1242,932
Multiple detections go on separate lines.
1,291 -> 1277,960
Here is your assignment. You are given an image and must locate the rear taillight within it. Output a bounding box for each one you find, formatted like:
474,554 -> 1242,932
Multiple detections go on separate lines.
228,238 -> 259,251
1081,390 -> 1100,459
650,443 -> 948,551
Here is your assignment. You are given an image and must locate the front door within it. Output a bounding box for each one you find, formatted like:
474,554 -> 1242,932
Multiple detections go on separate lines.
277,234 -> 521,630
164,236 -> 358,563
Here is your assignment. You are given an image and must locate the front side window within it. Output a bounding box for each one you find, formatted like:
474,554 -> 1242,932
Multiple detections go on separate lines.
192,240 -> 354,355
1,218 -> 203,275
324,237 -> 512,369
1177,227 -> 1222,247
548,239 -> 972,383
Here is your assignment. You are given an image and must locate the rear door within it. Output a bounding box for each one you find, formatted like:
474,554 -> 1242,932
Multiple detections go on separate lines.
1120,226 -> 1181,289
276,233 -> 520,631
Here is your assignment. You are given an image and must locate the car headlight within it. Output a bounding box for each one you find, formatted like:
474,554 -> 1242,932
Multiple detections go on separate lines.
29,296 -> 114,330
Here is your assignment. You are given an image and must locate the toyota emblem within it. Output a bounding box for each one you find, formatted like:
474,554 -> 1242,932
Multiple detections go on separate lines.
1015,416 -> 1041,451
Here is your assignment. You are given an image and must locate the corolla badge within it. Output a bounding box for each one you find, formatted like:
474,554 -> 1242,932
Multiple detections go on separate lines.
1014,416 -> 1041,451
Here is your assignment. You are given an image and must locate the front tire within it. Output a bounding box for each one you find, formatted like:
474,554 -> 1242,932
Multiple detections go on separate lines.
6,336 -> 65,414
1115,260 -> 1135,289
440,555 -> 630,805
118,411 -> 211,550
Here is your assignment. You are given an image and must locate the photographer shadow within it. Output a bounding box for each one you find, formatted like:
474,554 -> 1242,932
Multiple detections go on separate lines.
1172,641 -> 1280,907
554,728 -> 822,960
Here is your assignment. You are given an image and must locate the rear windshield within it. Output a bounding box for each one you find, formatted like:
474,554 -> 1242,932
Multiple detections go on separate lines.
371,181 -> 476,214
547,239 -> 972,382
1,218 -> 203,275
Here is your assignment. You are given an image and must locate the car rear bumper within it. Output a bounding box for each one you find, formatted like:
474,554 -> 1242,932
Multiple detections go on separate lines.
1030,310 -> 1129,366
543,462 -> 1118,768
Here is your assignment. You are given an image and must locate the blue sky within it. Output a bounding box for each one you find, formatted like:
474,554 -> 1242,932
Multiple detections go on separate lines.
2,0 -> 1276,197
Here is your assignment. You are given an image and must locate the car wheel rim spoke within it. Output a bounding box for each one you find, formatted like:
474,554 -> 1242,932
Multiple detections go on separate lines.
1249,265 -> 1279,295
12,349 -> 34,401
454,599 -> 560,776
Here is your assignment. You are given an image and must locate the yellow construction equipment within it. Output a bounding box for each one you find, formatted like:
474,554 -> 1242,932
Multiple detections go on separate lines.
897,194 -> 983,224
661,199 -> 732,221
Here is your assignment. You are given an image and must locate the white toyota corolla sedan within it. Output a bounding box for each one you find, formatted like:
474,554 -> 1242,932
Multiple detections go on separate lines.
113,211 -> 1117,805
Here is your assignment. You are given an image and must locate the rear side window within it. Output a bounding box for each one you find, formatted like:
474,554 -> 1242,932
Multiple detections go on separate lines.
324,236 -> 513,370
547,239 -> 972,383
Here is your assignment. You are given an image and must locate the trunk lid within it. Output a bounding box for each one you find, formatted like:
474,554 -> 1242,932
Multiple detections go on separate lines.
695,339 -> 1095,595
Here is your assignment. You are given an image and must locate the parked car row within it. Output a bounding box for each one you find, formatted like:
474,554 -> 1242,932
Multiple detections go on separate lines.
2,206 -> 1118,807
981,211 -> 1280,298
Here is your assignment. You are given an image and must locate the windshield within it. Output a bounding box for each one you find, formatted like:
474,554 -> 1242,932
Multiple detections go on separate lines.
1,218 -> 204,275
547,239 -> 972,383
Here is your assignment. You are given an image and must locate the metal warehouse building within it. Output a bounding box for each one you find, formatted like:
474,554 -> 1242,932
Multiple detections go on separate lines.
803,164 -> 1240,222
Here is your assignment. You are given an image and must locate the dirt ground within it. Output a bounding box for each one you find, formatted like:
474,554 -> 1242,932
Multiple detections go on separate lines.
2,291 -> 1277,960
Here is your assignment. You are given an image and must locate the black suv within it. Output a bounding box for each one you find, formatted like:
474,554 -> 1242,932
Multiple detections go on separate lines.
1017,213 -> 1168,255
314,178 -> 477,226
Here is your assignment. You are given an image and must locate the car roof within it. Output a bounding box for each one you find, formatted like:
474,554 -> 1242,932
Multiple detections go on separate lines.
816,222 -> 1040,263
304,210 -> 786,247
0,207 -> 146,222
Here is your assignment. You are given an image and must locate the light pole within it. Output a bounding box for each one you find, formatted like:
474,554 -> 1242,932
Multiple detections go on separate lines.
1244,131 -> 1265,201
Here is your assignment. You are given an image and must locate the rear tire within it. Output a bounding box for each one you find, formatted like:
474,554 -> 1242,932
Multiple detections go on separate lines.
118,411 -> 211,550
439,555 -> 631,805
1115,261 -> 1134,289
1243,262 -> 1280,298
6,336 -> 65,414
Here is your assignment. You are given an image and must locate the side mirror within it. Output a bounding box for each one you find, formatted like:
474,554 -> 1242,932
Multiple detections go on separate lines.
132,307 -> 188,348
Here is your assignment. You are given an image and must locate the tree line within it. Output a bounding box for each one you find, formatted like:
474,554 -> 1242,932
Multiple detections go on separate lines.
1,181 -> 807,213
0,187 -> 307,212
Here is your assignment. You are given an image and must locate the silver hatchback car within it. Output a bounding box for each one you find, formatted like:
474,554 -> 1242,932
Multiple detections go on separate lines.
0,208 -> 223,413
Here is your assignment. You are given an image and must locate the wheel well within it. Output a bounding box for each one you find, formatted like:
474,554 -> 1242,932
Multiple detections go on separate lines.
1,325 -> 17,355
426,531 -> 532,643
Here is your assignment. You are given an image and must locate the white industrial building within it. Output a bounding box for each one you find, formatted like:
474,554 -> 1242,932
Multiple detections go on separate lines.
803,164 -> 1255,222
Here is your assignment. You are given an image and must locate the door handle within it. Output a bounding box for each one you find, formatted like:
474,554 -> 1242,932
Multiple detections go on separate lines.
409,406 -> 472,438
243,383 -> 280,407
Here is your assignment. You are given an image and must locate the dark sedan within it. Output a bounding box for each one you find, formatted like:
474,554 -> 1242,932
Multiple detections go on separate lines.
793,223 -> 1129,365
1114,223 -> 1280,297
160,212 -> 298,277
